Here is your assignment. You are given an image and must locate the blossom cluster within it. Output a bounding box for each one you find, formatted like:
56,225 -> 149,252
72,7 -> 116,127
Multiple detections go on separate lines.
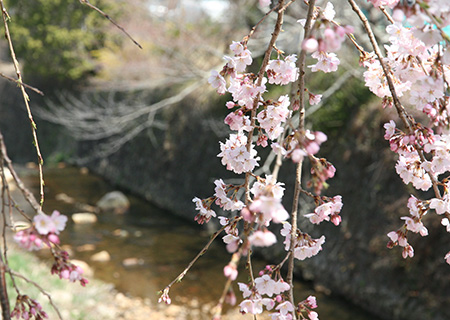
299,2 -> 353,73
51,250 -> 88,286
14,211 -> 67,251
11,295 -> 48,320
238,273 -> 293,318
281,223 -> 325,261
304,195 -> 343,226
13,210 -> 89,284
362,0 -> 450,264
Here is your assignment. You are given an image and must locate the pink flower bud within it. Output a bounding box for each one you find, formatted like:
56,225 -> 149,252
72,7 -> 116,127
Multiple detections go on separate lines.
335,26 -> 346,37
223,264 -> 238,280
47,233 -> 60,244
323,28 -> 335,40
61,269 -> 70,279
330,214 -> 341,226
302,38 -> 319,53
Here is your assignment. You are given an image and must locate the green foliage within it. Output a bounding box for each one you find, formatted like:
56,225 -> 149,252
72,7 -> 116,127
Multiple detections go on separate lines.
6,0 -> 116,86
308,71 -> 373,138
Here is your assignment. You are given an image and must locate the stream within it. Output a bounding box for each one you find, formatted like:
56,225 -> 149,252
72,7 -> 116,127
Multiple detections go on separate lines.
17,165 -> 380,320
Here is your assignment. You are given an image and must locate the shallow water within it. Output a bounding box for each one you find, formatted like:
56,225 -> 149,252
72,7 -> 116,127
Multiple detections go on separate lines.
19,165 -> 380,319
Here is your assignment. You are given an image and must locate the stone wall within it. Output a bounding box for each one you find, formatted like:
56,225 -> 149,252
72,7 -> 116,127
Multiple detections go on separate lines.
1,80 -> 449,320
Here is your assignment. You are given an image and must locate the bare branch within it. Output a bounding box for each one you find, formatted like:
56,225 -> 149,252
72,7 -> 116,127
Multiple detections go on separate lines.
0,72 -> 44,96
79,0 -> 143,49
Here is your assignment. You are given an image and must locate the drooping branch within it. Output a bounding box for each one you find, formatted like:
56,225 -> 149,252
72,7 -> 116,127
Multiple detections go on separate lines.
286,1 -> 316,315
348,0 -> 441,199
0,1 -> 45,209
79,0 -> 143,49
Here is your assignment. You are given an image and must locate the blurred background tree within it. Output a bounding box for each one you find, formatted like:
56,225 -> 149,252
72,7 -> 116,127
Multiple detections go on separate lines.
5,0 -> 118,87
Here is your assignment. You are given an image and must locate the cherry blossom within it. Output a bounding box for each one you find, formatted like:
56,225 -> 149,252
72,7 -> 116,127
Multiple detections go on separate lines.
249,196 -> 289,225
224,263 -> 238,280
51,250 -> 88,286
208,70 -> 227,94
255,274 -> 277,297
224,111 -> 252,132
258,0 -> 271,7
192,197 -> 216,224
367,0 -> 400,8
281,223 -> 326,260
218,132 -> 260,174
308,51 -> 340,73
275,301 -> 294,315
250,175 -> 285,199
14,229 -> 44,251
158,287 -> 171,305
214,179 -> 245,211
266,56 -> 299,85
248,229 -> 277,247
304,196 -> 343,226
257,95 -> 291,140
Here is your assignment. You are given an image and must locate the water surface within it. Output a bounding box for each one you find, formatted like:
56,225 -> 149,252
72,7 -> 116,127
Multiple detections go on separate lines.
19,165 -> 380,320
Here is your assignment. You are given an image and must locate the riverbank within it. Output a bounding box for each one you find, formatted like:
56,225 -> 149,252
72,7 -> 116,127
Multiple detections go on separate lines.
9,245 -> 256,320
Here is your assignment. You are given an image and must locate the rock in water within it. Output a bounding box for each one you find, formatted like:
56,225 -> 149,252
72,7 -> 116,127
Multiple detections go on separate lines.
96,191 -> 130,214
72,213 -> 97,224
91,250 -> 111,262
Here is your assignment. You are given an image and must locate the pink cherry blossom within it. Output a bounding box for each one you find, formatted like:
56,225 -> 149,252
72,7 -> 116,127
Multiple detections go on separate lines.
238,282 -> 252,298
257,95 -> 291,140
445,251 -> 450,265
51,210 -> 67,234
208,70 -> 227,94
249,196 -> 289,224
218,132 -> 260,174
266,56 -> 299,85
249,230 -> 277,247
309,51 -> 340,73
250,175 -> 285,199
214,179 -> 245,211
224,263 -> 238,280
276,301 -> 294,315
240,299 -> 264,314
255,274 -> 277,297
34,214 -> 55,235
259,0 -> 271,7
192,197 -> 216,224
302,38 -> 319,53
367,0 -> 400,8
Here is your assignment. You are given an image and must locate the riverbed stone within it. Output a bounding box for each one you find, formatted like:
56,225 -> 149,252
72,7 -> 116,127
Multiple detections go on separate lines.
55,193 -> 76,204
72,212 -> 97,224
91,250 -> 111,262
96,191 -> 130,214
122,257 -> 144,267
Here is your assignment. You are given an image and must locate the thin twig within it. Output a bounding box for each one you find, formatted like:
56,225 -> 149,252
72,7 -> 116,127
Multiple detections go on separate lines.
0,158 -> 10,319
163,217 -> 242,290
244,0 -> 286,202
243,4 -> 280,45
0,72 -> 44,96
79,0 -> 143,49
0,132 -> 40,214
10,271 -> 63,320
286,1 -> 316,318
379,6 -> 394,24
0,1 -> 45,209
212,252 -> 240,318
0,258 -> 10,319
